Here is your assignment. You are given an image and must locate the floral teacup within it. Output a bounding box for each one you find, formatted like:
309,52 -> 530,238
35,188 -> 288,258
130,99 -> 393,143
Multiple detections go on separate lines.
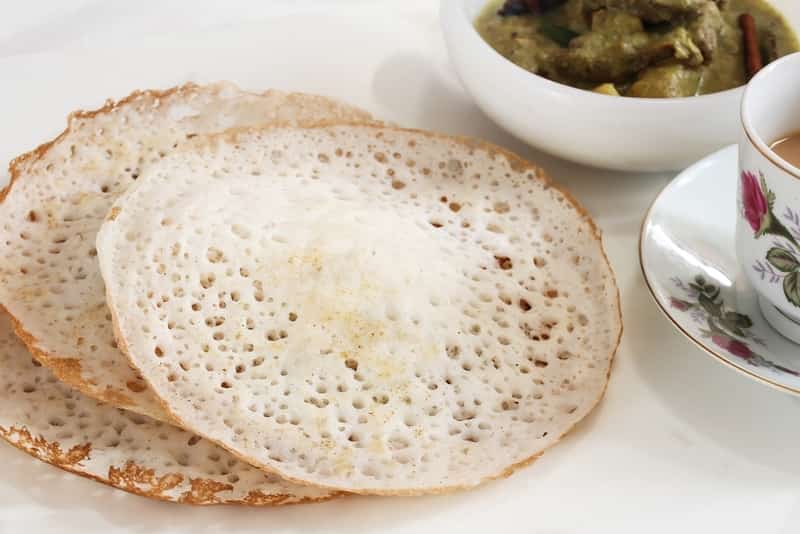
738,52 -> 800,344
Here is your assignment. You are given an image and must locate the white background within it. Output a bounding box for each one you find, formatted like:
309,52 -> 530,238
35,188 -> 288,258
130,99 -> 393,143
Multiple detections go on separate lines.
0,1 -> 799,533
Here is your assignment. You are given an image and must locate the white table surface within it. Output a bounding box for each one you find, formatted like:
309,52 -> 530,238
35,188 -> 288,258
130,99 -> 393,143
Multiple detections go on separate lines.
1,1 -> 799,533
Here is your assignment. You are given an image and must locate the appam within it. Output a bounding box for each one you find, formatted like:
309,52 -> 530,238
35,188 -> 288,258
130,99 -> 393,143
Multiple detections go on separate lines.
0,83 -> 373,422
0,312 -> 338,505
98,124 -> 622,494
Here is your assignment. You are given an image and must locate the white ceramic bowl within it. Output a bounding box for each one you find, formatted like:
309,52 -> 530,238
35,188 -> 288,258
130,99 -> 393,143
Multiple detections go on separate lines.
441,0 -> 800,172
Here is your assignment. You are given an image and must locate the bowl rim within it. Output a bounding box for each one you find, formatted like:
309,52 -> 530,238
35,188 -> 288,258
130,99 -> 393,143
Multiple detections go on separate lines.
443,0 -> 749,106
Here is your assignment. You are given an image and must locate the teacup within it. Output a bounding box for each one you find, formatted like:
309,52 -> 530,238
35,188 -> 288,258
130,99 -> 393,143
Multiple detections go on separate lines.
738,52 -> 800,344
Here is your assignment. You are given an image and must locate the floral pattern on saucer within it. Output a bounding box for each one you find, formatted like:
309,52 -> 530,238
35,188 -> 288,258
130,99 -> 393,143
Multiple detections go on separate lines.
670,274 -> 800,377
741,170 -> 800,307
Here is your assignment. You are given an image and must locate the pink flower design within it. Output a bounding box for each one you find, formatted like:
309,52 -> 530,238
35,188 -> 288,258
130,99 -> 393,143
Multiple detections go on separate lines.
711,334 -> 753,359
669,297 -> 690,311
741,171 -> 768,234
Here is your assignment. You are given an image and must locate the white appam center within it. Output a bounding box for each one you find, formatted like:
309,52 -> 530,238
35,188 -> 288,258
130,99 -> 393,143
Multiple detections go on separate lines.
250,186 -> 464,383
139,173 -> 478,421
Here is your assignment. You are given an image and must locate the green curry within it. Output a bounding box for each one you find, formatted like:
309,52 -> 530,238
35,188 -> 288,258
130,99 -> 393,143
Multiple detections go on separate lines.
475,0 -> 799,97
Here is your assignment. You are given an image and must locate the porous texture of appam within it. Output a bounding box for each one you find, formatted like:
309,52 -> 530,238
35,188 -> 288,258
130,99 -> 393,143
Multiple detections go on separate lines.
98,125 -> 622,495
0,313 -> 339,505
0,83 -> 373,422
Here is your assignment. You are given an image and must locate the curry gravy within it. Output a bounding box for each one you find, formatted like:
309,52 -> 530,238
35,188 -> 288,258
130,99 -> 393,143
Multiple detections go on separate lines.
476,0 -> 800,97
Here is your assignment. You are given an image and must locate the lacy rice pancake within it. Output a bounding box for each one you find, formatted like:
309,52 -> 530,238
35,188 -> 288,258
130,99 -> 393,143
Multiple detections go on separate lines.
97,124 -> 622,495
0,83 -> 373,422
0,312 -> 338,505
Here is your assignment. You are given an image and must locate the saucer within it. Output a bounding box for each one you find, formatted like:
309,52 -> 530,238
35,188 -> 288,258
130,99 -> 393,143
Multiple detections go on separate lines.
640,144 -> 800,395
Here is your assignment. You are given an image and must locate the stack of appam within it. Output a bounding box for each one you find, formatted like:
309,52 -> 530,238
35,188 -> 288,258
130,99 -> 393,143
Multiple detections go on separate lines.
0,82 -> 621,504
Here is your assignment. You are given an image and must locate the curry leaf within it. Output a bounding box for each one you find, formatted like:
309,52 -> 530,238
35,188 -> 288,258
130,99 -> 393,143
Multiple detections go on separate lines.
784,272 -> 800,308
766,247 -> 800,273
538,20 -> 578,47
